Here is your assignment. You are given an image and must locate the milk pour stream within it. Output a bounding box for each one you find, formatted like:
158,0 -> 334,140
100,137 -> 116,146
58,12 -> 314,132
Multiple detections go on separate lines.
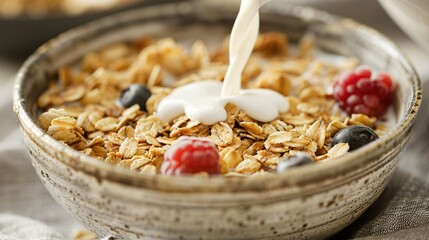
157,0 -> 288,125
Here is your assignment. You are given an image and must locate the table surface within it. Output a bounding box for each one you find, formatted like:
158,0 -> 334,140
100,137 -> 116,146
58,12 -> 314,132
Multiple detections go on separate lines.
1,0 -> 428,239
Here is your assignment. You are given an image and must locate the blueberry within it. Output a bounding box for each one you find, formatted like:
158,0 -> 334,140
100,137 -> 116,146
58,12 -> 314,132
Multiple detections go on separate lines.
332,125 -> 379,151
277,153 -> 314,173
118,84 -> 151,111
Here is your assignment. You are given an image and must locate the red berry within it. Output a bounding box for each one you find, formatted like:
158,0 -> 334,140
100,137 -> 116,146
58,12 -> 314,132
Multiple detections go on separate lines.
375,72 -> 395,91
333,68 -> 395,117
161,136 -> 220,176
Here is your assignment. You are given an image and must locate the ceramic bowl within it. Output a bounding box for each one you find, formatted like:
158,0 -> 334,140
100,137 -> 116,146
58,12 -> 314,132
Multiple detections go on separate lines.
379,0 -> 429,52
13,1 -> 421,239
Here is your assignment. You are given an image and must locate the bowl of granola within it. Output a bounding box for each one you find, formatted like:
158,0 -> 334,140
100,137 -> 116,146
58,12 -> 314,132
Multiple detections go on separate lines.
13,1 -> 421,239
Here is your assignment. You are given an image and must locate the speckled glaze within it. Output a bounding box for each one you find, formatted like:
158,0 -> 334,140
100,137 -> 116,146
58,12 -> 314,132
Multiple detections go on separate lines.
13,2 -> 422,240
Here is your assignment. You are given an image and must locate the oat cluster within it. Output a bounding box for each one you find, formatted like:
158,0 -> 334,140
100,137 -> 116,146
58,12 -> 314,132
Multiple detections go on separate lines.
37,32 -> 388,176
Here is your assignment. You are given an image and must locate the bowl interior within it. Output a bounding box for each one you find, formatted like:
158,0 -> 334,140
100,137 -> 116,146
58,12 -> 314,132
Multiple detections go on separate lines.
15,1 -> 421,192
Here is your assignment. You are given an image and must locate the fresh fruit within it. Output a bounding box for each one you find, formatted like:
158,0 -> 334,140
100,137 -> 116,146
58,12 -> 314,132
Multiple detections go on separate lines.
277,153 -> 314,173
333,68 -> 395,117
332,125 -> 379,151
161,136 -> 220,176
118,84 -> 151,111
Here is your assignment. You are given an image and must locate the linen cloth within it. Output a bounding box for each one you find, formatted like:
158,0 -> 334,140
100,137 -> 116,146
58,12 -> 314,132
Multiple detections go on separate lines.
1,0 -> 429,239
0,214 -> 65,240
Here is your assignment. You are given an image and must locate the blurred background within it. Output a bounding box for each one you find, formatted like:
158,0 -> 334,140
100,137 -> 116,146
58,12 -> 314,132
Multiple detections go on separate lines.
0,0 -> 182,57
0,0 -> 181,61
0,0 -> 157,82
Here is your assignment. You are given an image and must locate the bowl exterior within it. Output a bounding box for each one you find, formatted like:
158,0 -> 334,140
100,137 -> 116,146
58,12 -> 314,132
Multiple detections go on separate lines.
21,121 -> 408,239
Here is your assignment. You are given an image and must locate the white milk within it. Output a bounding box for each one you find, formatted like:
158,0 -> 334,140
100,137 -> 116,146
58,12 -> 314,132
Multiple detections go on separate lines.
157,0 -> 289,125
157,80 -> 288,125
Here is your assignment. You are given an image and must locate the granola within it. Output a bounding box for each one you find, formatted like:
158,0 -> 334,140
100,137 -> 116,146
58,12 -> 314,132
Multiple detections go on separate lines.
37,32 -> 389,176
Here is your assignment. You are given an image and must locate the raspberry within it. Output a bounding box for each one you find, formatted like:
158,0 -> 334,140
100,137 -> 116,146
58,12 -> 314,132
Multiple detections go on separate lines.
161,136 -> 220,176
333,68 -> 395,117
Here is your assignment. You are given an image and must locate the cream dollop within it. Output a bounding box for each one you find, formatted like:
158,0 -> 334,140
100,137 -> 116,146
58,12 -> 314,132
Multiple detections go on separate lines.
156,80 -> 288,125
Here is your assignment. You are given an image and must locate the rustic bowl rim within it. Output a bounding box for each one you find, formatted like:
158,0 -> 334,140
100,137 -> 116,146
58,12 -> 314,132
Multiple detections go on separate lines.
13,1 -> 422,193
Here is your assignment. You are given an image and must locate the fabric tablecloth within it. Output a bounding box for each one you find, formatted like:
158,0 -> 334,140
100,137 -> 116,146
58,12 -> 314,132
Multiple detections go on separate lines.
1,0 -> 429,239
